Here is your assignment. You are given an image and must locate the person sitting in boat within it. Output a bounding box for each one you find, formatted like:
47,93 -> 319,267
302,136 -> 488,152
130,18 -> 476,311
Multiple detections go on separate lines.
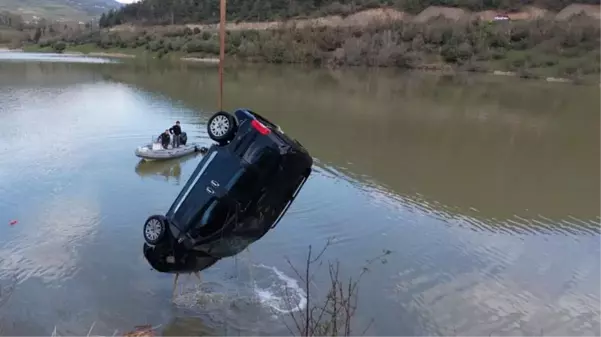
157,130 -> 171,149
169,121 -> 182,148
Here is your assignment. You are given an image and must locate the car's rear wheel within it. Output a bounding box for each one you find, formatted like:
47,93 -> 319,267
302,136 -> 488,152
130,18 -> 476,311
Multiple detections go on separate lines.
207,111 -> 237,144
143,214 -> 168,245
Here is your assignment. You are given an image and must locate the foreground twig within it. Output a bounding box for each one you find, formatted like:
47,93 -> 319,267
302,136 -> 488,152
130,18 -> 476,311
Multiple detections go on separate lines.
49,323 -> 162,337
284,239 -> 392,336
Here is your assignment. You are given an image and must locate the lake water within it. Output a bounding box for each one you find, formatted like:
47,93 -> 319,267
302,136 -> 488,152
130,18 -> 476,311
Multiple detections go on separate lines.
0,53 -> 599,336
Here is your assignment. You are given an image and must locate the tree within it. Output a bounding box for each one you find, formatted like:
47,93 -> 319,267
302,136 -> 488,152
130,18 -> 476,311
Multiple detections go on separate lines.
33,27 -> 42,43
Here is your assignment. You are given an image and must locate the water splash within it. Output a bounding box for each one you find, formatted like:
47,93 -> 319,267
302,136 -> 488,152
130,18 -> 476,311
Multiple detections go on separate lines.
170,263 -> 307,317
252,264 -> 307,315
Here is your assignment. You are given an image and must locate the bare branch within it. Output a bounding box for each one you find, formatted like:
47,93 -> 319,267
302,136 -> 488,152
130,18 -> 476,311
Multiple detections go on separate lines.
281,240 -> 392,336
87,321 -> 96,337
283,279 -> 304,335
304,245 -> 311,336
360,318 -> 375,336
308,238 -> 332,264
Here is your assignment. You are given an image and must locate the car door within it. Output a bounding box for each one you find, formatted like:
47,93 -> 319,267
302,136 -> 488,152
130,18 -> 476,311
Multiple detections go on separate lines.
167,147 -> 242,235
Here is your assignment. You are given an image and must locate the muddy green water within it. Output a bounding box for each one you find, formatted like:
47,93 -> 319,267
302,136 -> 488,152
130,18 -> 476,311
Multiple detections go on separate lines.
0,52 -> 599,336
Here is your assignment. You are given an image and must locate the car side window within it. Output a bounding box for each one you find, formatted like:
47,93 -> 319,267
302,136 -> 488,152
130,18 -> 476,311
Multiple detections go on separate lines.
241,142 -> 262,165
245,144 -> 279,172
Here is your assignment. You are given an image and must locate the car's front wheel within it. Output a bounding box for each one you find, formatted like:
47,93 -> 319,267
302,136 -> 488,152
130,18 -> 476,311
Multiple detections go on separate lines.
143,215 -> 168,245
207,111 -> 237,144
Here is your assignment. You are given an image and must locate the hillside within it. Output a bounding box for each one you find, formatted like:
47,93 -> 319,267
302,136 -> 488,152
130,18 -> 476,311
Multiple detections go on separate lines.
7,0 -> 598,83
98,0 -> 600,27
0,0 -> 122,21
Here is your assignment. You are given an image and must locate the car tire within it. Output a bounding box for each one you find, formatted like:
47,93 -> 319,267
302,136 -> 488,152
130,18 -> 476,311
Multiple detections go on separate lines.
207,111 -> 237,144
143,214 -> 168,245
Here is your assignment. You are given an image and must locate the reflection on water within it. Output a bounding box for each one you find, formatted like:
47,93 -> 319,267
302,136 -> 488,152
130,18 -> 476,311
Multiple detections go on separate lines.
107,62 -> 601,224
0,51 -> 115,64
134,154 -> 201,184
0,54 -> 598,336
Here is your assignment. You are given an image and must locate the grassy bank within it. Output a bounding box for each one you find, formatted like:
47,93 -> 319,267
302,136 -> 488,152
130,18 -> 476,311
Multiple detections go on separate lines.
23,43 -> 146,58
21,43 -> 222,64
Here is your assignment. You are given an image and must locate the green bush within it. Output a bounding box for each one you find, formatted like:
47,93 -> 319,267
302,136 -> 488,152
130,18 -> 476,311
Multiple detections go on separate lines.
52,41 -> 66,52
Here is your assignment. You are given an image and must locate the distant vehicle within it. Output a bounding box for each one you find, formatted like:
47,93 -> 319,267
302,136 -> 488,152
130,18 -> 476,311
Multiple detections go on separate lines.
142,109 -> 313,274
493,15 -> 510,21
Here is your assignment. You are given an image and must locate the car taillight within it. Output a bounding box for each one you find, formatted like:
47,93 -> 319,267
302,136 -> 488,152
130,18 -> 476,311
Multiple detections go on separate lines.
251,119 -> 271,135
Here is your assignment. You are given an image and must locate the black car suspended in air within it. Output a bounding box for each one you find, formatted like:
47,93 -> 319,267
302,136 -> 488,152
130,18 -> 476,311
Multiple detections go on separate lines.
142,109 -> 313,273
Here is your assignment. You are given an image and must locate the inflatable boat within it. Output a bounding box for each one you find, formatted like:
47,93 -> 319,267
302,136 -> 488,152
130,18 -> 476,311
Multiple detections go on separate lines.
135,143 -> 202,161
135,132 -> 204,161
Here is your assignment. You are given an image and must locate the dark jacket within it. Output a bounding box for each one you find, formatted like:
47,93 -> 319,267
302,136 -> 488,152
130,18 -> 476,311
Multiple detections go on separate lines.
157,132 -> 170,144
170,124 -> 182,135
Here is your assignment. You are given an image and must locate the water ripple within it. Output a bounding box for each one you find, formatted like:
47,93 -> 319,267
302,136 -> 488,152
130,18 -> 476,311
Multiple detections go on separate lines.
391,208 -> 600,335
0,193 -> 101,283
0,58 -> 598,336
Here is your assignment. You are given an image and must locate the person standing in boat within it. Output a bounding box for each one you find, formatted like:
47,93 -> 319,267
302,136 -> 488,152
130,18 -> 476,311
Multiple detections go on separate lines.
157,129 -> 171,149
169,121 -> 182,148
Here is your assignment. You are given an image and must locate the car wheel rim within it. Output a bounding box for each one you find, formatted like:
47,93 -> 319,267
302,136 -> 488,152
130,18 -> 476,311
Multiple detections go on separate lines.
145,218 -> 162,241
210,115 -> 230,137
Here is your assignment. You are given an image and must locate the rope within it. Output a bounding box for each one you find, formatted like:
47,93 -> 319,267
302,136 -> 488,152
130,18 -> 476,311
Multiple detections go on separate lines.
216,0 -> 262,303
218,0 -> 226,111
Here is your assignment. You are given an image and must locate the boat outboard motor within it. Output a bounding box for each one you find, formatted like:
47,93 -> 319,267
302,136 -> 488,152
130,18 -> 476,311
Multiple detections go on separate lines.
180,132 -> 187,145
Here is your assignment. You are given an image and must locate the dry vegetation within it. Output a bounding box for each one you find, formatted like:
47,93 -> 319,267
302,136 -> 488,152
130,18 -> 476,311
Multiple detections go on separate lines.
104,4 -> 601,33
283,239 -> 392,336
49,324 -> 161,337
556,3 -> 601,19
22,12 -> 599,81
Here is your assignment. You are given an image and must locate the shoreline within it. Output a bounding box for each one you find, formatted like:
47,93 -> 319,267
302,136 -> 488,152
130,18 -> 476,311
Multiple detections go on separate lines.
4,8 -> 598,86
4,47 -> 595,85
18,45 -> 221,63
0,47 -> 23,52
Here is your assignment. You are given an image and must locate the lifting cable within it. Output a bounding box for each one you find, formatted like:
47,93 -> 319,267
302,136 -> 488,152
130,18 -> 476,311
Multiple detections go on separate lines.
218,0 -> 226,111
217,0 -> 261,307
